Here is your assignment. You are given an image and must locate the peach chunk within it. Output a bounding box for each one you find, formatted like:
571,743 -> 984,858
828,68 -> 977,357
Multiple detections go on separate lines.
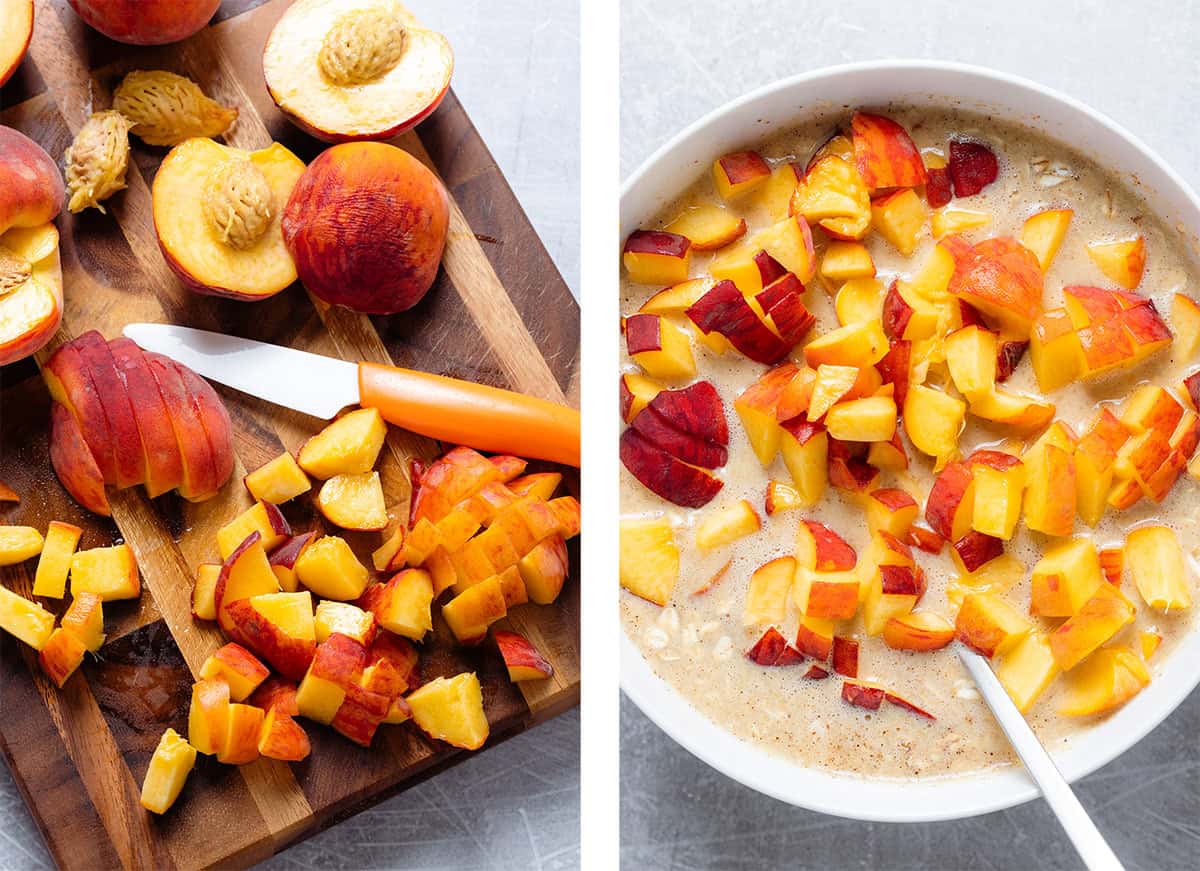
955,592 -> 1030,659
850,112 -> 926,193
1020,209 -> 1072,271
70,543 -> 140,601
366,569 -> 435,640
619,518 -> 679,607
48,403 -> 109,517
625,313 -> 696,381
187,678 -> 231,756
217,501 -> 292,560
61,591 -> 105,652
883,611 -> 954,652
407,672 -> 489,750
903,385 -> 965,465
0,0 -> 32,87
317,471 -> 388,531
1030,538 -> 1103,618
712,151 -> 771,201
623,230 -> 692,285
0,525 -> 42,566
1087,236 -> 1146,289
244,452 -> 312,504
949,237 -> 1044,338
1125,525 -> 1192,611
665,204 -> 746,250
494,630 -> 554,682
0,585 -> 55,650
1059,646 -> 1149,716
871,189 -> 927,256
519,535 -> 570,605
217,703 -> 265,765
199,643 -> 270,702
314,601 -> 377,646
139,728 -> 197,815
996,633 -> 1060,713
38,627 -> 87,687
283,142 -> 448,314
694,499 -> 760,551
297,407 -> 387,480
295,535 -> 370,601
1049,585 -> 1136,671
296,633 -> 367,725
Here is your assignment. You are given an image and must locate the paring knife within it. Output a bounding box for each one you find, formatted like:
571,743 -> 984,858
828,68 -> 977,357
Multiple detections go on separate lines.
124,324 -> 581,468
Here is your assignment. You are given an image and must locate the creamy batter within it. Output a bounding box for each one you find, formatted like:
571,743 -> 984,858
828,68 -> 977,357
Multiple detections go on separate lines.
620,106 -> 1200,779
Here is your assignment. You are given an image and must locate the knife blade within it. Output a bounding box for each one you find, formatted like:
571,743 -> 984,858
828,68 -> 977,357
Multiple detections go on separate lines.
124,324 -> 581,467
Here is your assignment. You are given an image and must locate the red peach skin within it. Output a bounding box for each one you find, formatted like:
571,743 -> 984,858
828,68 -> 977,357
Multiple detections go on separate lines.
49,403 -> 110,516
108,338 -> 184,498
0,126 -> 63,234
66,0 -> 219,45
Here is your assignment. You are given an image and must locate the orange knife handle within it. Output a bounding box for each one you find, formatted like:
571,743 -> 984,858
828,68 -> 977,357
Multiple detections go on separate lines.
358,362 -> 581,467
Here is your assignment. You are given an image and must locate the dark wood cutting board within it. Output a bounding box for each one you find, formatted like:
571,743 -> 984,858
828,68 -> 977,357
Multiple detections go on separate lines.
0,2 -> 580,868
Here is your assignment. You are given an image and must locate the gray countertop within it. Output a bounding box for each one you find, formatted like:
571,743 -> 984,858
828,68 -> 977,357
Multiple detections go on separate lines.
620,0 -> 1200,868
0,1 -> 579,869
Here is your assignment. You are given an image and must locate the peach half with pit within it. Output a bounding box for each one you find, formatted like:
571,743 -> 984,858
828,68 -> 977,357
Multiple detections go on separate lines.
152,138 -> 306,301
283,141 -> 449,314
67,0 -> 218,44
263,0 -> 453,143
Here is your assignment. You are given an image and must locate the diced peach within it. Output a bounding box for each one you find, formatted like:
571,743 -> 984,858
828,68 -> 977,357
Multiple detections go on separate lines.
950,237 -> 1045,339
1020,209 -> 1072,271
192,563 -> 221,620
1171,293 -> 1200,363
996,632 -> 1060,712
1022,443 -> 1076,537
778,418 -> 828,506
1087,236 -> 1145,289
955,592 -> 1030,658
1049,585 -> 1136,671
199,643 -> 270,702
295,535 -> 369,601
694,499 -> 760,551
931,207 -> 990,239
1029,309 -> 1084,392
244,451 -> 311,504
32,520 -> 82,598
295,633 -> 367,725
734,363 -> 797,465
0,585 -> 54,650
820,241 -> 875,284
296,407 -> 387,480
743,556 -> 795,626
188,678 -> 231,756
625,313 -> 696,381
620,372 -> 664,423
268,531 -> 316,593
665,204 -> 746,250
865,488 -> 918,538
903,385 -> 965,465
314,601 -> 376,646
753,214 -> 816,282
862,564 -> 923,635
841,679 -> 886,711
804,320 -> 888,369
1059,646 -> 1149,716
824,395 -> 897,442
442,575 -> 505,644
757,161 -> 803,220
1030,538 -> 1103,617
1140,631 -> 1162,660
369,569 -> 435,640
1125,525 -> 1191,611
257,706 -> 310,762
217,703 -> 265,765
217,501 -> 291,560
316,471 -> 388,531
0,525 -> 42,565
140,728 -> 197,814
623,230 -> 692,285
38,627 -> 86,687
970,459 -> 1026,540
870,189 -> 927,256
944,325 -> 997,399
407,672 -> 489,750
494,630 -> 554,682
850,112 -> 926,193
794,567 -> 859,621
834,278 -> 885,327
227,592 -> 317,682
518,535 -> 570,605
69,543 -> 140,601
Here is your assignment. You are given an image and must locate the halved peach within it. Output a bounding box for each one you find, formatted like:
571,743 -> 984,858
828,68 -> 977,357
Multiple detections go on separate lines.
0,222 -> 63,367
153,138 -> 305,301
263,0 -> 453,142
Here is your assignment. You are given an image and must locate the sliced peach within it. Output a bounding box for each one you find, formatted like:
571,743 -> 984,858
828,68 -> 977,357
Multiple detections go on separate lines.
955,592 -> 1030,658
734,363 -> 797,465
903,385 -> 965,465
850,112 -> 926,193
1049,585 -> 1136,671
883,611 -> 954,652
1060,646 -> 1149,716
753,214 -> 816,283
38,627 -> 87,688
494,630 -> 554,682
1030,538 -> 1103,618
442,574 -> 505,644
213,533 -> 280,637
60,591 -> 105,652
694,499 -> 760,551
199,643 -> 270,702
1125,525 -> 1191,611
870,189 -> 927,256
742,556 -> 795,626
949,237 -> 1044,339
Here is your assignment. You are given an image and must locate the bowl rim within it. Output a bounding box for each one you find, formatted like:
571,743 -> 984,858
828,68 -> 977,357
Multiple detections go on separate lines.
619,58 -> 1200,822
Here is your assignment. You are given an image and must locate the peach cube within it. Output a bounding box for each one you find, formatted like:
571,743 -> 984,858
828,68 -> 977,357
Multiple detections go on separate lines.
407,672 -> 490,750
619,518 -> 678,606
244,451 -> 311,504
32,520 -> 82,598
140,728 -> 197,814
69,544 -> 140,601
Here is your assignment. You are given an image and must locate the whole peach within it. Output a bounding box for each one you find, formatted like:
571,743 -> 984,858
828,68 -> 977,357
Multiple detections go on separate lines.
0,126 -> 64,234
67,0 -> 219,45
282,142 -> 449,315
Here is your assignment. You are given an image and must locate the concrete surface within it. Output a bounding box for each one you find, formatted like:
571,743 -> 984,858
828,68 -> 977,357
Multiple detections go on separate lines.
620,1 -> 1200,869
0,2 -> 580,869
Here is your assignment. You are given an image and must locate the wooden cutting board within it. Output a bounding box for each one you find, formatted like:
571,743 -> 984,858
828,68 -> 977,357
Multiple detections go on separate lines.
0,1 -> 580,868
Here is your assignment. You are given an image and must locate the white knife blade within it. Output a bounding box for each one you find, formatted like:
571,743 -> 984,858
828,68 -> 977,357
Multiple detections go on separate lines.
123,323 -> 359,420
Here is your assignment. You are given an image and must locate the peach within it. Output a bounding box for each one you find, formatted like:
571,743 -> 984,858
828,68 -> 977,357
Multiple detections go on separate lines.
257,707 -> 310,762
217,703 -> 265,765
263,0 -> 453,142
407,673 -> 489,751
217,501 -> 292,561
317,471 -> 388,531
1048,585 -> 1135,671
199,643 -> 270,703
295,535 -> 370,602
107,338 -> 184,498
712,151 -> 771,201
883,611 -> 954,652
227,593 -> 317,682
0,1 -> 32,87
296,633 -> 367,724
996,632 -> 1059,713
850,112 -> 926,193
625,314 -> 696,381
31,521 -> 82,599
955,592 -> 1030,659
70,543 -> 140,601
694,499 -> 760,551
67,0 -> 218,44
0,126 -> 63,235
494,630 -> 554,682
188,678 -> 231,756
0,585 -> 55,650
0,221 -> 63,367
283,142 -> 449,314
214,533 -> 281,637
1125,525 -> 1191,611
60,591 -> 105,652
38,627 -> 87,688
49,404 -> 109,516
1060,646 -> 1149,716
950,236 -> 1044,338
665,204 -> 746,250
139,729 -> 196,815
153,138 -> 306,301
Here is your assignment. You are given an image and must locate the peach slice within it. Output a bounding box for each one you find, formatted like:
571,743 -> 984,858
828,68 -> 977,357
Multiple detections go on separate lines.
794,568 -> 859,621
518,535 -> 569,605
139,352 -> 220,501
757,162 -> 803,221
317,471 -> 388,531
171,359 -> 235,499
970,455 -> 1025,540
494,630 -> 554,682
244,451 -> 311,504
746,627 -> 803,667
31,521 -> 82,599
68,0 -> 218,44
841,680 -> 886,711
1171,293 -> 1200,363
733,364 -> 795,464
832,636 -> 859,677
199,643 -> 270,703
791,156 -> 871,240
1023,442 -> 1076,537
0,0 -> 32,86
708,245 -> 785,297
712,151 -> 771,201
298,407 -> 388,482
264,0 -> 452,141
442,574 -> 505,644
153,138 -> 305,300
623,230 -> 692,286
1140,631 -> 1162,660
407,672 -> 489,750
740,556 -> 793,626
47,403 -> 108,517
0,222 -> 63,367
0,524 -> 41,566
108,338 -> 184,498
1125,525 -> 1191,611
850,112 -> 926,193
70,543 -> 139,601
1087,236 -> 1146,289
804,320 -> 888,369
0,584 -> 55,650
139,728 -> 197,815
883,611 -> 954,652
192,564 -> 221,621
664,204 -> 746,250
865,488 -> 918,538
834,278 -> 885,328
1020,209 -> 1072,271
778,417 -> 828,505
366,568 -> 434,640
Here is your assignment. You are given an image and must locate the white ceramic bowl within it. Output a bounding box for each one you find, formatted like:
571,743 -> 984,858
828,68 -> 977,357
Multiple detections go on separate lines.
620,59 -> 1200,823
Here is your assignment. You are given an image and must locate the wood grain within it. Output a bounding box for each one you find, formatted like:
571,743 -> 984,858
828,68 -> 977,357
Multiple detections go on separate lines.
0,1 -> 580,867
